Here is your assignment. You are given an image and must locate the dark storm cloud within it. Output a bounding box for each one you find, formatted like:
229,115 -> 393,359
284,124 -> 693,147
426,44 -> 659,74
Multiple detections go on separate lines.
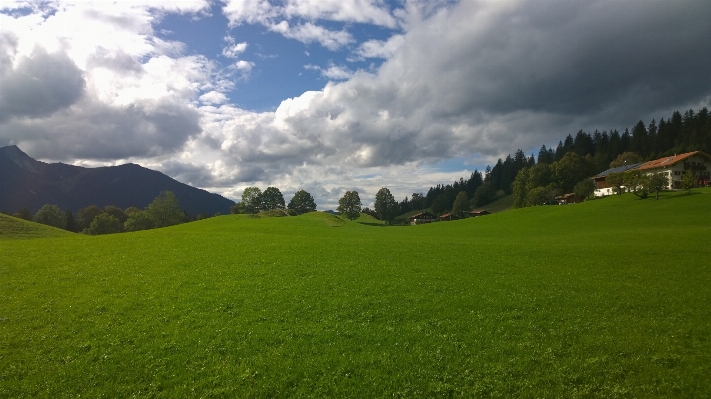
0,47 -> 85,122
433,1 -> 711,118
270,0 -> 711,167
465,2 -> 704,121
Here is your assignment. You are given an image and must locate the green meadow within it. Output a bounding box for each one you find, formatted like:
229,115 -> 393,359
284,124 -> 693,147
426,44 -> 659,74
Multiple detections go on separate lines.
1,189 -> 710,397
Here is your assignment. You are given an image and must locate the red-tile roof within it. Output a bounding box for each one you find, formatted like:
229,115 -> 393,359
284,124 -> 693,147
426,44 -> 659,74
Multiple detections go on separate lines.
637,151 -> 711,171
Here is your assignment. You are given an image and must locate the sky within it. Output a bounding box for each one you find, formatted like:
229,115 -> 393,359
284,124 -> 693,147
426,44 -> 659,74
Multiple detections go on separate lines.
1,0 -> 710,209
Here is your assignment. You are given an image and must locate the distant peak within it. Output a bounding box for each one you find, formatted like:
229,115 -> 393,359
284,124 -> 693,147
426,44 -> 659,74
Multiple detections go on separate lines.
0,145 -> 43,173
1,144 -> 22,153
0,145 -> 29,158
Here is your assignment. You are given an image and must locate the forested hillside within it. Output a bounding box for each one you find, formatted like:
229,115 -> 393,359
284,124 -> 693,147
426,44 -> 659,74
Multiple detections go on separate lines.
400,108 -> 711,215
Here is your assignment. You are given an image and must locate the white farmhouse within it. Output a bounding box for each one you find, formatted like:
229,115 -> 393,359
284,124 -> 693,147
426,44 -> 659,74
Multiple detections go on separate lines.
636,151 -> 711,189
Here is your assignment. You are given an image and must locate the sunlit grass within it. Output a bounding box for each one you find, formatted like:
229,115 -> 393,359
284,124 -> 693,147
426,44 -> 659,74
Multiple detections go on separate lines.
1,189 -> 710,397
0,214 -> 74,240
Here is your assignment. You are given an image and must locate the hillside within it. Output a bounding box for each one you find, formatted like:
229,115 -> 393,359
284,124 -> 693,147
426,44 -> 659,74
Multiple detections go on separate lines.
1,189 -> 710,397
480,193 -> 513,213
0,213 -> 74,240
0,145 -> 235,215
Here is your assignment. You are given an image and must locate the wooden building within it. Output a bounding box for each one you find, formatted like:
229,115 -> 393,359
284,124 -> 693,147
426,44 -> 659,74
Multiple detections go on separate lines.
555,193 -> 584,204
469,210 -> 491,217
409,211 -> 436,225
439,213 -> 460,221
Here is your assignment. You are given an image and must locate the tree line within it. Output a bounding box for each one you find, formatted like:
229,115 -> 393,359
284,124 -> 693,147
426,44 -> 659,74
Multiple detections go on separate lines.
2,191 -> 193,235
230,187 -> 317,215
394,107 -> 711,213
511,107 -> 710,207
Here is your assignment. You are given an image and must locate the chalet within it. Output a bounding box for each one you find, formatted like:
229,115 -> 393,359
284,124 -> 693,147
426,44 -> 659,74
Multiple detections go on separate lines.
409,211 -> 436,225
439,213 -> 460,221
555,193 -> 583,204
636,151 -> 711,189
469,209 -> 491,217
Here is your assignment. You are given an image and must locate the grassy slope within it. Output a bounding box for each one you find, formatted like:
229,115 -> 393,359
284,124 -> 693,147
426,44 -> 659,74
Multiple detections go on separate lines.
0,214 -> 74,240
396,193 -> 514,220
477,193 -> 513,213
1,190 -> 710,397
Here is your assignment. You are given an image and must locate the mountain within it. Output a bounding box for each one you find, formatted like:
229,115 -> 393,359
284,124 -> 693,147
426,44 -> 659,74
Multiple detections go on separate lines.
0,145 -> 235,215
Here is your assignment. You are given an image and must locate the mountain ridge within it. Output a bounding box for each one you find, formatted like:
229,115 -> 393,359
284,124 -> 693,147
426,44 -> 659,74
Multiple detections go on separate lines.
0,145 -> 235,215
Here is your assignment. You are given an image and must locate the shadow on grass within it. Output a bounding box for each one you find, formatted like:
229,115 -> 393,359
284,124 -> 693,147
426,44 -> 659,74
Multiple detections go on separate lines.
657,191 -> 703,200
357,221 -> 411,227
357,221 -> 388,227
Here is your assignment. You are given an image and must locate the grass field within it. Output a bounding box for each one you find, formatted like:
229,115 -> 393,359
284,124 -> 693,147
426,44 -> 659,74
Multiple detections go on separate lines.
1,189 -> 710,397
478,193 -> 512,213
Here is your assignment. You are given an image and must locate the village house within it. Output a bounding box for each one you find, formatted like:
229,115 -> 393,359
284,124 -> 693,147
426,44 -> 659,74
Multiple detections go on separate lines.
469,210 -> 491,217
591,163 -> 641,197
636,151 -> 711,189
591,151 -> 710,196
439,213 -> 459,221
409,211 -> 436,225
555,193 -> 584,204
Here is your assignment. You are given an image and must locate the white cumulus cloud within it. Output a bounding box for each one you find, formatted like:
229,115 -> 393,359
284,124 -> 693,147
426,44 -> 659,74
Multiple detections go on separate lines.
269,21 -> 353,50
222,41 -> 248,58
222,0 -> 398,50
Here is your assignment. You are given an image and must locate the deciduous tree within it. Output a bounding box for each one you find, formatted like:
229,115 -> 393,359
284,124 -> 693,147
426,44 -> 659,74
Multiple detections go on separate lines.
124,210 -> 156,232
452,191 -> 469,218
288,190 -> 317,215
261,187 -> 286,211
623,170 -> 649,199
472,183 -> 496,207
125,207 -> 141,216
77,205 -> 102,231
681,171 -> 697,195
573,179 -> 596,200
33,204 -> 66,229
103,206 -> 128,224
337,191 -> 361,220
230,202 -> 246,214
606,172 -> 625,195
648,173 -> 668,200
85,214 -> 122,235
512,167 -> 530,208
242,187 -> 262,214
610,152 -> 643,168
374,187 -> 398,224
552,152 -> 595,193
525,186 -> 554,206
146,191 -> 183,228
430,194 -> 449,215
